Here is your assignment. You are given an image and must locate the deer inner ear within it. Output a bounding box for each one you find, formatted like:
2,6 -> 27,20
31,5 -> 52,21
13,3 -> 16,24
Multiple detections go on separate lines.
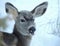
6,8 -> 9,13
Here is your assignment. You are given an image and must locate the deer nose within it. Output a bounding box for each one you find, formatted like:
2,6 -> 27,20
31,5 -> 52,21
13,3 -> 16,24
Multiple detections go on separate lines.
29,27 -> 36,34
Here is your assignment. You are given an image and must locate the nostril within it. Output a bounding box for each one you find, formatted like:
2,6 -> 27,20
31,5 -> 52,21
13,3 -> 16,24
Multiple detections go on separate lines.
29,27 -> 36,34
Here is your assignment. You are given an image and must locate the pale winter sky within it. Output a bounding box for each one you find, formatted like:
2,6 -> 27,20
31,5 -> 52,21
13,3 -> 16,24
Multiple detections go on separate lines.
0,0 -> 60,46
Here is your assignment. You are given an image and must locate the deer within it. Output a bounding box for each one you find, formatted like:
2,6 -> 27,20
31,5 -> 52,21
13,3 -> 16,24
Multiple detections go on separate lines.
1,1 -> 48,46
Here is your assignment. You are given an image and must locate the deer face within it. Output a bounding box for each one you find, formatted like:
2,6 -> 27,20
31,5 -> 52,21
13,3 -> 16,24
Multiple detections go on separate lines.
16,11 -> 35,36
5,2 -> 48,36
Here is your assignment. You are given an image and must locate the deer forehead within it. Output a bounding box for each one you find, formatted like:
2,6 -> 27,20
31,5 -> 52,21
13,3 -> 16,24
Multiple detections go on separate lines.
18,11 -> 34,19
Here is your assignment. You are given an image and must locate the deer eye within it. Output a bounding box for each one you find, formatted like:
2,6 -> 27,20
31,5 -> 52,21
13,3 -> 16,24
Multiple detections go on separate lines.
20,19 -> 25,22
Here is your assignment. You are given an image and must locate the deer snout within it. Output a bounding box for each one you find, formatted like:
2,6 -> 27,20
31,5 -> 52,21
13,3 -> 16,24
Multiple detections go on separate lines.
29,27 -> 36,35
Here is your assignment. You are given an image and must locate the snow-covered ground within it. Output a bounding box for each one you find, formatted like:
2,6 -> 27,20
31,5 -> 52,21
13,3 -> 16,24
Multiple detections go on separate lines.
0,0 -> 60,46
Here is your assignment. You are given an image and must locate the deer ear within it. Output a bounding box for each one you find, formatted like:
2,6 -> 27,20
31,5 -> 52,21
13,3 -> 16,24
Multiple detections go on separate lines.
31,2 -> 48,17
5,2 -> 18,20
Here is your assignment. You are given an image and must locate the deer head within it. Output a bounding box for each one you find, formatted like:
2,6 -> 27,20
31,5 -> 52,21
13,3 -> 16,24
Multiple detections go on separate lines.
5,1 -> 48,37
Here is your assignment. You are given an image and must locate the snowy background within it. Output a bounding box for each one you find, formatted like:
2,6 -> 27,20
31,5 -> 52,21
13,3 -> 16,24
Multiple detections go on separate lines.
0,0 -> 60,46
